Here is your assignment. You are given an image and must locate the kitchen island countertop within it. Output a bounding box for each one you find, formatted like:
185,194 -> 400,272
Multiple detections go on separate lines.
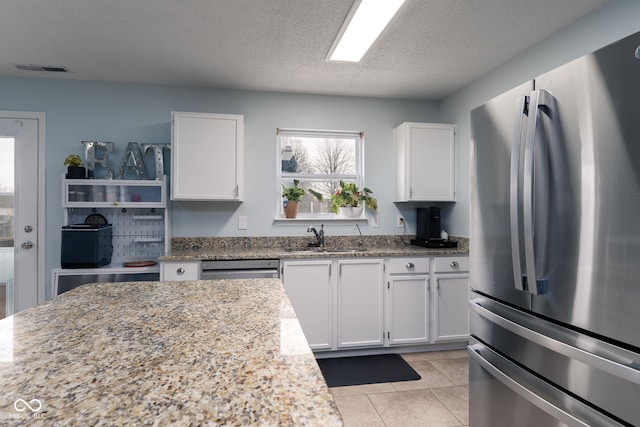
0,279 -> 342,426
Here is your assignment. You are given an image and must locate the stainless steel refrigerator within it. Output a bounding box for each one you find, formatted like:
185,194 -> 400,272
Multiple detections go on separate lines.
469,30 -> 640,427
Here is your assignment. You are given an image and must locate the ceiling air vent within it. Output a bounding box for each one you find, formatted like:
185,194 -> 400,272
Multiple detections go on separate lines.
13,64 -> 70,72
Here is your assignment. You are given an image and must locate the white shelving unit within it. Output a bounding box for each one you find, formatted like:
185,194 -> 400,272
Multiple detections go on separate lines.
53,176 -> 171,295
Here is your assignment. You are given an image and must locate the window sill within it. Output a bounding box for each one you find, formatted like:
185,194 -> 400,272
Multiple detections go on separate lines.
274,217 -> 369,226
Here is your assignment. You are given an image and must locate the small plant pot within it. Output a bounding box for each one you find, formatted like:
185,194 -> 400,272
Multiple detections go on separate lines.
284,201 -> 300,219
340,206 -> 363,218
66,166 -> 86,179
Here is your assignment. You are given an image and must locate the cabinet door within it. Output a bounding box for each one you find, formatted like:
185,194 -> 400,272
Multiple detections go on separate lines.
409,124 -> 454,201
171,112 -> 244,201
337,259 -> 384,348
434,274 -> 469,341
64,177 -> 166,208
394,122 -> 455,202
282,260 -> 333,350
389,276 -> 430,345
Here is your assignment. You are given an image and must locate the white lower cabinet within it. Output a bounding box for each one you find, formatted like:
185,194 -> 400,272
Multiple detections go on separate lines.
281,255 -> 468,352
281,258 -> 384,351
388,276 -> 430,345
160,260 -> 201,281
337,259 -> 385,348
387,257 -> 430,345
432,256 -> 469,342
281,259 -> 333,350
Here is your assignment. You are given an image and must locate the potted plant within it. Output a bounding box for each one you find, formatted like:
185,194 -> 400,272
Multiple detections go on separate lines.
330,180 -> 377,217
281,179 -> 323,218
64,154 -> 86,179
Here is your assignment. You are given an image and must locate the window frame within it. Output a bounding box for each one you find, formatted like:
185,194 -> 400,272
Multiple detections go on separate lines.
275,128 -> 366,222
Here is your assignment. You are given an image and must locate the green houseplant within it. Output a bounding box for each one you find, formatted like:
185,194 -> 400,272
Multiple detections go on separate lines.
330,180 -> 377,217
64,154 -> 86,179
281,179 -> 323,218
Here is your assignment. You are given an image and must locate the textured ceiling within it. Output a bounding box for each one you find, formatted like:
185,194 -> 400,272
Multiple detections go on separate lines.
0,0 -> 610,100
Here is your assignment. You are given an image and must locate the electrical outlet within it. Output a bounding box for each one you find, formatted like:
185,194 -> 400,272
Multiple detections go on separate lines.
369,214 -> 380,228
238,216 -> 248,230
396,215 -> 404,228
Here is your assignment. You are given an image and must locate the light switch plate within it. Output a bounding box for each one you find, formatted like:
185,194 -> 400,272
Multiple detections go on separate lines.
238,216 -> 248,230
369,214 -> 380,228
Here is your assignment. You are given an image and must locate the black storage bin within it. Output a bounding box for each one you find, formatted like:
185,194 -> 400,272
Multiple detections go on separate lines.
61,224 -> 113,268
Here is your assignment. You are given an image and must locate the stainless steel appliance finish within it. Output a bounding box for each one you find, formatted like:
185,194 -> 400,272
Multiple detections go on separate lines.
200,259 -> 280,280
57,272 -> 159,295
469,31 -> 640,427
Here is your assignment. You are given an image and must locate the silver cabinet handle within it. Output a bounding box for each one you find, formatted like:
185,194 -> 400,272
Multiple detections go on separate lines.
405,262 -> 415,269
177,268 -> 185,274
450,261 -> 459,269
21,241 -> 33,249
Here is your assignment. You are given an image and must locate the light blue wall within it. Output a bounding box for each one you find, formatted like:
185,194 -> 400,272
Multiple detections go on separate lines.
440,0 -> 640,236
0,77 -> 438,292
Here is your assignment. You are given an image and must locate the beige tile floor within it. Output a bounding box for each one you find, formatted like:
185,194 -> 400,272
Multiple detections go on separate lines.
330,349 -> 469,427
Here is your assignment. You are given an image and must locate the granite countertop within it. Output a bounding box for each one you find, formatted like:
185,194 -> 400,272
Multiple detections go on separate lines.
160,236 -> 469,262
0,279 -> 342,426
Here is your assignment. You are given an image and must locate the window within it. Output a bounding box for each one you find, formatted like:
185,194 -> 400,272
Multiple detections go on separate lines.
277,129 -> 364,219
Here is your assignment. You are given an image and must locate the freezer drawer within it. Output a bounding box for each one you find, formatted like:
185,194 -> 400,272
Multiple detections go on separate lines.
470,293 -> 640,426
469,338 -> 625,427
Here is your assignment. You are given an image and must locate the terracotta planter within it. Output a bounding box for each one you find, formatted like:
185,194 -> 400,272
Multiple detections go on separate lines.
284,201 -> 300,218
340,206 -> 363,218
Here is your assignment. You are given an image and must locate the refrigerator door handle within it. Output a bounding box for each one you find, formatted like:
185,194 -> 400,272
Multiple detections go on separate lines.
522,89 -> 556,295
469,342 -> 626,427
470,299 -> 640,385
510,95 -> 529,291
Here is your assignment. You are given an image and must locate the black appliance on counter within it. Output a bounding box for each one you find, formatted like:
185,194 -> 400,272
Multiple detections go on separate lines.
61,224 -> 113,268
411,207 -> 457,248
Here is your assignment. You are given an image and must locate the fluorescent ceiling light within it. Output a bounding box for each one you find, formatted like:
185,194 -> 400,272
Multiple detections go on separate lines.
328,0 -> 406,62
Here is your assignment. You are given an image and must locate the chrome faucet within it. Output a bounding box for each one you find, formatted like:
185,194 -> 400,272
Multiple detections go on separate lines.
307,224 -> 325,247
354,223 -> 364,247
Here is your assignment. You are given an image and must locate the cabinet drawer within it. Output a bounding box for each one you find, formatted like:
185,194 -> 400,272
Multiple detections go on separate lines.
161,261 -> 201,281
388,257 -> 430,274
434,256 -> 469,273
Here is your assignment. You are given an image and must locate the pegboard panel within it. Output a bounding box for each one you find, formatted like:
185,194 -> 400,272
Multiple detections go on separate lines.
66,207 -> 167,262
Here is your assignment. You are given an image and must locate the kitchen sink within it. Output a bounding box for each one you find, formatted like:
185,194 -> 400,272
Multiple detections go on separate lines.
283,247 -> 367,254
283,248 -> 321,254
322,248 -> 367,253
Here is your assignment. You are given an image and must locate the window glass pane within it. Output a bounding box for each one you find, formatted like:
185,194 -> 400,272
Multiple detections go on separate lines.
280,136 -> 356,175
0,137 -> 14,242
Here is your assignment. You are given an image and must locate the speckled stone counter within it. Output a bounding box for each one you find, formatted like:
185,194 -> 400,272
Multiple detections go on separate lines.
0,279 -> 342,426
160,235 -> 469,262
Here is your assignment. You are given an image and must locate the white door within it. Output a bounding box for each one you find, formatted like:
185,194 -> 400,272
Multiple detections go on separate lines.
0,113 -> 45,317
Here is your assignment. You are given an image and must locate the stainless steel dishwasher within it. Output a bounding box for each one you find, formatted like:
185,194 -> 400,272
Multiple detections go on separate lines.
200,259 -> 280,279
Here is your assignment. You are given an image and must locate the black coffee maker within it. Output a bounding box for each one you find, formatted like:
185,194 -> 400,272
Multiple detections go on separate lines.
411,207 -> 457,248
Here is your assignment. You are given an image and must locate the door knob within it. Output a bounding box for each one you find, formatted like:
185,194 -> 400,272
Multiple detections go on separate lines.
405,262 -> 415,269
24,225 -> 33,233
450,261 -> 459,268
177,268 -> 185,274
21,241 -> 33,249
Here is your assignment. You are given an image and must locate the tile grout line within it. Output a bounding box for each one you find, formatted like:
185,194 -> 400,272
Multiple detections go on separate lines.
366,393 -> 389,427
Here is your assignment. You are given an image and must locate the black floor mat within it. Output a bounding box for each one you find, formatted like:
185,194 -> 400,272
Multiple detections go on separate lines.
316,354 -> 421,387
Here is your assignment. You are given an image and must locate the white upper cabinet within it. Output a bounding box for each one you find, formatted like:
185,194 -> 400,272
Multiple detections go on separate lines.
393,122 -> 455,202
171,112 -> 244,201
